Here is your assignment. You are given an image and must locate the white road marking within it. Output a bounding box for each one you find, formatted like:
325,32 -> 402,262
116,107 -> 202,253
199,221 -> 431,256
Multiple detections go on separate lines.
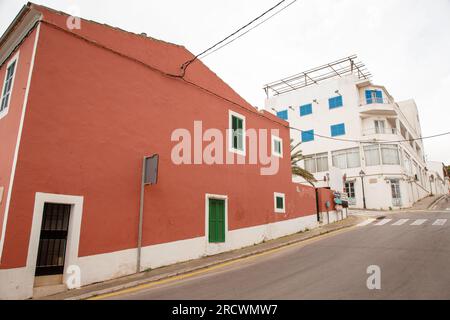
411,219 -> 427,226
446,208 -> 450,211
357,218 -> 376,227
392,219 -> 409,226
433,219 -> 447,226
374,219 -> 392,226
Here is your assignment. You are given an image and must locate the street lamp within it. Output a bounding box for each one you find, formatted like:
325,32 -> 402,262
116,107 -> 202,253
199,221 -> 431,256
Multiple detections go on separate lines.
359,170 -> 367,209
429,174 -> 434,196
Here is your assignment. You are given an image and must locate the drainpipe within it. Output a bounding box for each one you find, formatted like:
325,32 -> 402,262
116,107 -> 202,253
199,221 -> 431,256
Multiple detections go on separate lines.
137,157 -> 146,273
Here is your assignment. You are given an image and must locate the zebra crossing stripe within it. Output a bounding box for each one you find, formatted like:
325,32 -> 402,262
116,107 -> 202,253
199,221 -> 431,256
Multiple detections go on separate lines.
357,218 -> 376,227
411,219 -> 427,226
374,219 -> 392,226
392,219 -> 409,226
433,219 -> 447,226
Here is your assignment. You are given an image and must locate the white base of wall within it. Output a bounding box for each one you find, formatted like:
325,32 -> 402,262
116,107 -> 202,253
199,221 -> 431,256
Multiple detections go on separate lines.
318,209 -> 346,224
0,214 -> 324,300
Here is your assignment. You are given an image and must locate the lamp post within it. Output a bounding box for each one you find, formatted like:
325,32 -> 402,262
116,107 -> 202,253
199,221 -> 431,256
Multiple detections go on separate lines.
429,175 -> 434,196
359,170 -> 367,209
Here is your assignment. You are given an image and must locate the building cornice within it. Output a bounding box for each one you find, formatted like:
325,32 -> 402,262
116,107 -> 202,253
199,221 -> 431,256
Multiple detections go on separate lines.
0,5 -> 42,67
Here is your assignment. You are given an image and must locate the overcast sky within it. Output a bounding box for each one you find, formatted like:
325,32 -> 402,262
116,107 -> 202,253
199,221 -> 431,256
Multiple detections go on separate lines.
1,0 -> 449,164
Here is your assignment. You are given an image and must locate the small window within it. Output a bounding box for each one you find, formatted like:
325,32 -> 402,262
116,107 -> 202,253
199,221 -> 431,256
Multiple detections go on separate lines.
328,96 -> 343,109
1,54 -> 19,116
330,123 -> 346,137
299,104 -> 312,116
301,129 -> 314,142
272,135 -> 283,158
229,110 -> 246,155
274,192 -> 285,213
276,110 -> 288,120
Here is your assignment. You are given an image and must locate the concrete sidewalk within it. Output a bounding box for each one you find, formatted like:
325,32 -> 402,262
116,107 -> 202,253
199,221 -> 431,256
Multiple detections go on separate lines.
349,194 -> 447,217
38,215 -> 364,300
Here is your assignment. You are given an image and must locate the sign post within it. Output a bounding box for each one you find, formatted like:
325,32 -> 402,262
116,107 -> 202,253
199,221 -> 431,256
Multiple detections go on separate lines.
137,154 -> 159,273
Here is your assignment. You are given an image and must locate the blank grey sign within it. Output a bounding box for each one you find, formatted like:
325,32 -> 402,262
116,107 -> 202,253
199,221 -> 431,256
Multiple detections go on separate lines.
144,154 -> 159,185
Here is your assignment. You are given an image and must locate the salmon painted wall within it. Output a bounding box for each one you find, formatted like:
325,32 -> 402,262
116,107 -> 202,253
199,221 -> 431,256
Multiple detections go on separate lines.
1,13 -> 316,268
0,27 -> 38,263
317,188 -> 337,212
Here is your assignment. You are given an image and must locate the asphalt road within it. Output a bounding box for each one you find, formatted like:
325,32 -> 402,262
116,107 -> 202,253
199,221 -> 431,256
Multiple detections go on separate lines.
110,196 -> 450,300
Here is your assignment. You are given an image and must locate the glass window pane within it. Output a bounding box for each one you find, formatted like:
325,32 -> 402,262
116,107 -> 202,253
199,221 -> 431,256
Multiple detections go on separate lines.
316,153 -> 328,172
346,148 -> 361,168
332,152 -> 347,169
275,141 -> 281,153
364,145 -> 381,166
304,158 -> 317,173
381,145 -> 400,165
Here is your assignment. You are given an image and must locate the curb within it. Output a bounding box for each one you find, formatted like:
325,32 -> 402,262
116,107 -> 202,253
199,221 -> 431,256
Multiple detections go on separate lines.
428,195 -> 446,210
59,218 -> 362,300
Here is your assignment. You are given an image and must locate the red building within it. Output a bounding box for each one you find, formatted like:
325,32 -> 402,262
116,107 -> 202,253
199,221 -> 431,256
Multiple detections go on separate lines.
0,3 -> 336,299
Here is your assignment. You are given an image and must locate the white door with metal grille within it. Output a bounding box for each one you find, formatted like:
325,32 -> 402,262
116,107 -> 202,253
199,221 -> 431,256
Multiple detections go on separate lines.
390,179 -> 402,207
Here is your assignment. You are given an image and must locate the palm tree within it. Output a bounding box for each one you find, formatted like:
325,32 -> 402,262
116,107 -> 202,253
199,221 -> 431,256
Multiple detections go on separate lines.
291,139 -> 316,187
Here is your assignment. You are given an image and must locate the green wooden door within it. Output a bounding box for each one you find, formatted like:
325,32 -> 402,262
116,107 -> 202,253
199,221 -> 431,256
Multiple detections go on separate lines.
208,199 -> 225,243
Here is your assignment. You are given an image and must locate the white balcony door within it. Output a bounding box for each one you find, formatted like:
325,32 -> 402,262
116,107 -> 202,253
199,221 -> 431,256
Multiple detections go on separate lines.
374,120 -> 385,134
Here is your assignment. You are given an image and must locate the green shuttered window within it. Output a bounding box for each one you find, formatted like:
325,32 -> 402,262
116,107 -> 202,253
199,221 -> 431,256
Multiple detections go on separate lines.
208,199 -> 225,243
274,192 -> 286,213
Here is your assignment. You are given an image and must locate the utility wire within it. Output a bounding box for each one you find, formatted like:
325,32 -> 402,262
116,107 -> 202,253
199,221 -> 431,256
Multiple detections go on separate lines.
41,18 -> 450,147
180,0 -> 288,75
200,0 -> 298,59
289,126 -> 450,145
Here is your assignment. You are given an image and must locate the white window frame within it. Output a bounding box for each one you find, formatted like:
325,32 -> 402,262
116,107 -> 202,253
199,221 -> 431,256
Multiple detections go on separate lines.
28,193 -> 84,287
204,193 -> 228,255
0,52 -> 20,120
228,110 -> 246,156
274,192 -> 286,214
271,135 -> 283,158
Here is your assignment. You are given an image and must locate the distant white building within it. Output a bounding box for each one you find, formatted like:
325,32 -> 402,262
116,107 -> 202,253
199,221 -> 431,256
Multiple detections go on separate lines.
264,56 -> 447,210
426,161 -> 449,197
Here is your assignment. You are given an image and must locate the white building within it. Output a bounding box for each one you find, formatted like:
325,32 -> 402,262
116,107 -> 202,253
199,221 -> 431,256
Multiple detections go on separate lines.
426,161 -> 450,197
264,56 -> 447,210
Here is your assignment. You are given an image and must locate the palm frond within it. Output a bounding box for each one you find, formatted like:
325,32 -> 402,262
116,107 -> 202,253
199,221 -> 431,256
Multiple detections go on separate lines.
290,139 -> 317,186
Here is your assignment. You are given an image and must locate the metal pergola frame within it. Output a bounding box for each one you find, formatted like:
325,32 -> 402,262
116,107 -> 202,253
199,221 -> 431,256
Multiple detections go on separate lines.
263,55 -> 372,97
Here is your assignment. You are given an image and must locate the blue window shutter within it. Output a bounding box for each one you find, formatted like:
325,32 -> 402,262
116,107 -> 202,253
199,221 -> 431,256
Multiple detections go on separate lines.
329,96 -> 343,109
331,123 -> 345,137
302,130 -> 314,142
328,97 -> 335,109
365,90 -> 373,104
300,104 -> 312,116
276,110 -> 288,120
375,90 -> 383,103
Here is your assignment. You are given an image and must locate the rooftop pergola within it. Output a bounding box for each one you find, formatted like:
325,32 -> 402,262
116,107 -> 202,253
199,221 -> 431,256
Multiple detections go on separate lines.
263,55 -> 372,98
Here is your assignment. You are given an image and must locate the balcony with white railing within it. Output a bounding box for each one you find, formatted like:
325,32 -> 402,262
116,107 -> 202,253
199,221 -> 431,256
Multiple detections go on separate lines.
359,97 -> 397,116
362,127 -> 399,140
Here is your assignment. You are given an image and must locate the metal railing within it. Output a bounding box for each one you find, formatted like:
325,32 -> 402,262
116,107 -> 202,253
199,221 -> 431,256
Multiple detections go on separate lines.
359,97 -> 392,106
392,198 -> 402,207
362,127 -> 398,136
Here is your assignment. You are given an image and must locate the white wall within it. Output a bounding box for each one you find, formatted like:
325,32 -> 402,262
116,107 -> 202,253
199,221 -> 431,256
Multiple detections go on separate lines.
0,213 -> 323,300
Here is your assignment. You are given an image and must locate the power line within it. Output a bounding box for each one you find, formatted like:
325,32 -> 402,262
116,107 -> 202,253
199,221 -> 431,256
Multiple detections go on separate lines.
42,17 -> 450,148
180,0 -> 288,75
289,126 -> 450,145
200,0 -> 298,60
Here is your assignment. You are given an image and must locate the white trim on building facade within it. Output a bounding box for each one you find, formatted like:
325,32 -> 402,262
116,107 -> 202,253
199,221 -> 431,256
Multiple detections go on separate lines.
0,23 -> 41,261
